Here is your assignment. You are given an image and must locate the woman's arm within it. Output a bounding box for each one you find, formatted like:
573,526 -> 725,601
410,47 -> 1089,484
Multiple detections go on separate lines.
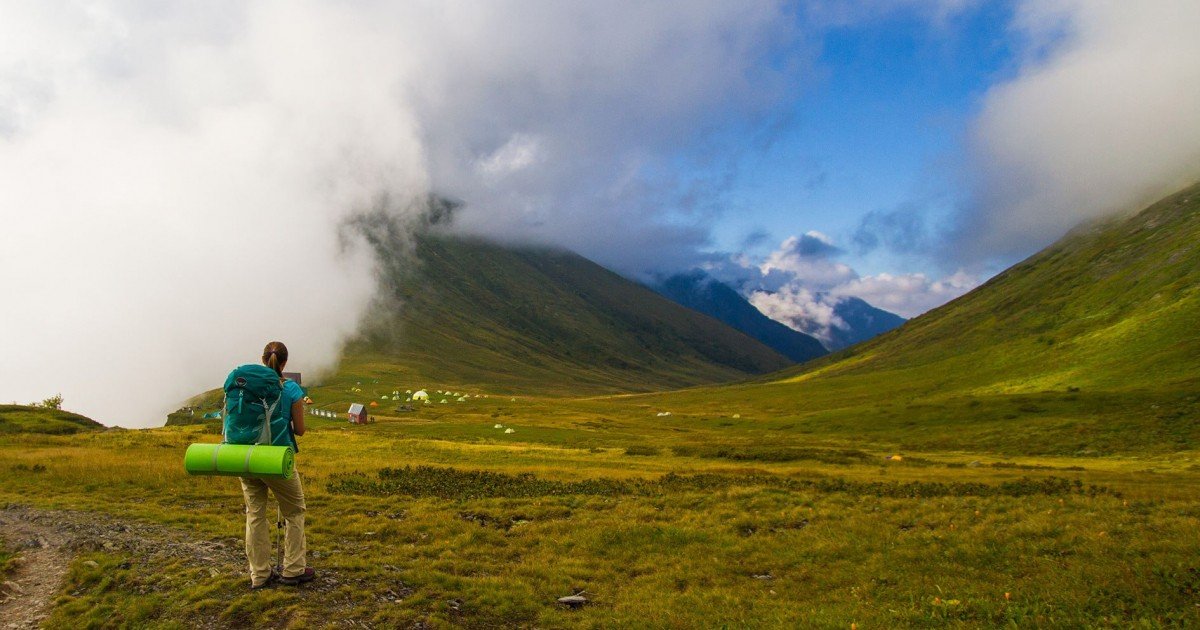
291,400 -> 306,436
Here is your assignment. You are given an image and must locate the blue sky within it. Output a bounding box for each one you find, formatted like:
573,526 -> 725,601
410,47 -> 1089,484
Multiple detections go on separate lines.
719,2 -> 1021,278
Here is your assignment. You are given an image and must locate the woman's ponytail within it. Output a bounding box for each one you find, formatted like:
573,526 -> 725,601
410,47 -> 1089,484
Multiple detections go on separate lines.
262,341 -> 288,377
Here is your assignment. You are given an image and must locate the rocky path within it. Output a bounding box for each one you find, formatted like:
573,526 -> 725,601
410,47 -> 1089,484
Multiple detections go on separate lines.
0,508 -> 71,629
0,504 -> 365,628
0,505 -> 247,629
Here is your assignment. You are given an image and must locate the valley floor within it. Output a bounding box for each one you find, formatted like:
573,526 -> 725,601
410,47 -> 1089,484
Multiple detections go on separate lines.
3,393 -> 1199,628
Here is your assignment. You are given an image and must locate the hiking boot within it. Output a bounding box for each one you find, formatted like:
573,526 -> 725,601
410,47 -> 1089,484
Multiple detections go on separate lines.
279,567 -> 315,586
250,572 -> 278,590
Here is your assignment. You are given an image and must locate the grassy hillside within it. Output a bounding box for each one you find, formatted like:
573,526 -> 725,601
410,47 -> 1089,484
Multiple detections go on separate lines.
337,235 -> 792,396
634,183 -> 1200,455
788,182 -> 1200,392
0,405 -> 103,435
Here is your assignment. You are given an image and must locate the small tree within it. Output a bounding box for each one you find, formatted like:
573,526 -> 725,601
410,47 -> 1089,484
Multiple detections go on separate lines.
40,394 -> 63,410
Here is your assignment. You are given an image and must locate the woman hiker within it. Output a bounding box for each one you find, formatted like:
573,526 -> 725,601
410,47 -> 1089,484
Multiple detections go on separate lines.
243,341 -> 315,589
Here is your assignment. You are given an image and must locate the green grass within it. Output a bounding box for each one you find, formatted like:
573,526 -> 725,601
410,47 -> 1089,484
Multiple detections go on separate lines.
4,405 -> 1200,627
0,404 -> 103,434
341,233 -> 793,395
11,184 -> 1200,626
0,537 -> 16,580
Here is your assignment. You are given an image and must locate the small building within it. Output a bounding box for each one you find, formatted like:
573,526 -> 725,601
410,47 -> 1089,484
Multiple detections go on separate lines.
348,403 -> 368,424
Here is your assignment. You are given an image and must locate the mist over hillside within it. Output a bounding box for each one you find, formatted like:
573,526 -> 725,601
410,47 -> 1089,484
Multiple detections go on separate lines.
332,218 -> 795,395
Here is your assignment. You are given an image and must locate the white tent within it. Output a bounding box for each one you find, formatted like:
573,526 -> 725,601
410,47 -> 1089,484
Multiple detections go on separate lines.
412,390 -> 429,401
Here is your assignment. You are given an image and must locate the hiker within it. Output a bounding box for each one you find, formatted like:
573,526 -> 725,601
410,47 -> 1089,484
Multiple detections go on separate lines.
240,341 -> 314,589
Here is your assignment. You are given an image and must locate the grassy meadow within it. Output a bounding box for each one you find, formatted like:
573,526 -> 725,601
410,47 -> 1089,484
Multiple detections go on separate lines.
5,186 -> 1199,627
4,388 -> 1200,628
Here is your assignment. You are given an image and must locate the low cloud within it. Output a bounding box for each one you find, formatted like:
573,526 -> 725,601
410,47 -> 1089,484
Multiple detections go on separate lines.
0,2 -> 806,426
711,234 -> 977,344
959,1 -> 1200,261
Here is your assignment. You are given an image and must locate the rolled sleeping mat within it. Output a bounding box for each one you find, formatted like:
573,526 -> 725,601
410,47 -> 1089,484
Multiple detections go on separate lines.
184,443 -> 294,479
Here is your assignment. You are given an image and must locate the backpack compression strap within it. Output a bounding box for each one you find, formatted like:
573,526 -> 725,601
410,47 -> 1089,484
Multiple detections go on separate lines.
256,396 -> 278,445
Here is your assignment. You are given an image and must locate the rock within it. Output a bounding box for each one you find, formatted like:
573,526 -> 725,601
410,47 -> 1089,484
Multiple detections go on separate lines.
82,560 -> 100,568
2,581 -> 22,594
967,460 -> 982,468
753,573 -> 774,580
557,593 -> 588,608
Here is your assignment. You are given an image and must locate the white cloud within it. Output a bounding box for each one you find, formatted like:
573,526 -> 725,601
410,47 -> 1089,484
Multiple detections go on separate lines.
0,2 -> 805,426
748,286 -> 844,344
828,270 -> 977,318
715,235 -> 978,344
963,1 -> 1200,259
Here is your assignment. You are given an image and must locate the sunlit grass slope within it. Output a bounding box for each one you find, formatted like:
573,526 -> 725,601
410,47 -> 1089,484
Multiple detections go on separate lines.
636,183 -> 1200,456
339,235 -> 792,395
786,182 -> 1200,392
0,404 -> 103,434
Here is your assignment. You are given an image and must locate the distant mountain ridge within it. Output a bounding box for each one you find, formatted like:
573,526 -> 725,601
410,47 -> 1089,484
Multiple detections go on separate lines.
649,271 -> 828,362
650,271 -> 904,355
333,232 -> 796,395
817,295 -> 907,351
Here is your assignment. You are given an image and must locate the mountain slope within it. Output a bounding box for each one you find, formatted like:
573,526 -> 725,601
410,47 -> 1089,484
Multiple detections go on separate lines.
788,182 -> 1200,393
337,235 -> 794,395
650,271 -> 828,362
823,297 -> 907,351
644,183 -> 1200,455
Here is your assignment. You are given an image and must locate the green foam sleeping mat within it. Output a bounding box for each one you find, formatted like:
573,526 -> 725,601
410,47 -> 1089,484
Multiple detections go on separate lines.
184,443 -> 294,479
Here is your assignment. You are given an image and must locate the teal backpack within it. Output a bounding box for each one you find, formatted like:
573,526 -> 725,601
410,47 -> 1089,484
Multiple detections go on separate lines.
221,364 -> 283,445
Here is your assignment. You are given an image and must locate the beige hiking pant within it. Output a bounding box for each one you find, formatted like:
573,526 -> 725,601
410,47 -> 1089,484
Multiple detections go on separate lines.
240,471 -> 306,586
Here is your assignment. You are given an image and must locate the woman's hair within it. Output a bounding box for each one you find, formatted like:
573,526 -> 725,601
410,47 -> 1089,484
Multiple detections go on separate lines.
262,341 -> 288,376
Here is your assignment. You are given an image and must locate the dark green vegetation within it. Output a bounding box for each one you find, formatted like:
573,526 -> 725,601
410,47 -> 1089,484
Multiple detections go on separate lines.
345,234 -> 794,395
0,404 -> 103,434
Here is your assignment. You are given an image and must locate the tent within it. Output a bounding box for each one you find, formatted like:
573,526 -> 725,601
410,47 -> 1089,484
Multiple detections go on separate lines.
412,390 -> 429,401
369,401 -> 379,408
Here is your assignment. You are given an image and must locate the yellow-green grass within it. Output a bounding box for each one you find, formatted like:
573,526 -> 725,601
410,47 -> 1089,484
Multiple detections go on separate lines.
4,400 -> 1200,628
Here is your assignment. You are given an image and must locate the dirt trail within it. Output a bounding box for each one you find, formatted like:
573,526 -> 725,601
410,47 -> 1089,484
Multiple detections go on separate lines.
0,505 -> 249,629
0,505 -> 361,628
0,508 -> 71,629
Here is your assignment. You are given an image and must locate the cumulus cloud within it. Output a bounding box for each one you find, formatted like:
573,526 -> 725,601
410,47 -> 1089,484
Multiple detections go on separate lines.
713,234 -> 977,345
0,2 -> 804,426
960,1 -> 1200,260
828,270 -> 977,318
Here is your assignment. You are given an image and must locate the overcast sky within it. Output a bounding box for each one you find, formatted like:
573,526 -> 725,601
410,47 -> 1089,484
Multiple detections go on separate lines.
1,1 -> 1197,426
